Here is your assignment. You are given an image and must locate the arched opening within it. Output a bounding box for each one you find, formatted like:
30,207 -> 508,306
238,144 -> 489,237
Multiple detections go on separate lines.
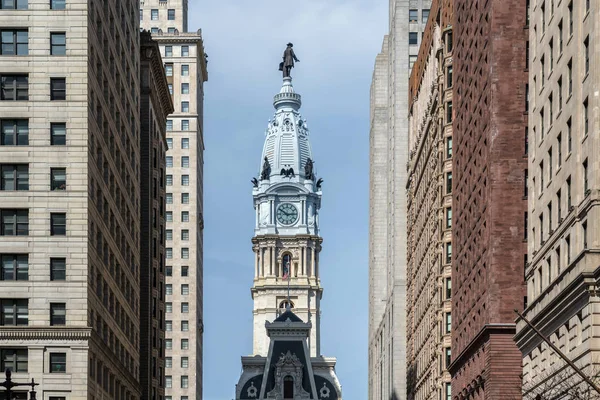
283,375 -> 294,399
279,300 -> 294,311
282,254 -> 292,279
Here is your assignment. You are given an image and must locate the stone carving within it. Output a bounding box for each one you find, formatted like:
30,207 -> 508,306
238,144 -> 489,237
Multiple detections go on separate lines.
261,157 -> 272,180
304,158 -> 314,180
307,203 -> 315,227
260,203 -> 270,226
280,165 -> 295,178
279,43 -> 300,78
319,382 -> 331,399
251,177 -> 259,187
266,351 -> 310,399
316,178 -> 324,190
247,381 -> 258,398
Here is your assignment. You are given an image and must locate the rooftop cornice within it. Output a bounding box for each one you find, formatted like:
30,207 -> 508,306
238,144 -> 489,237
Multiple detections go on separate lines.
0,327 -> 92,341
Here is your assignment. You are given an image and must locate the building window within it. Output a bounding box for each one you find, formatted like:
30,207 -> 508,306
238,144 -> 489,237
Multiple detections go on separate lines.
166,248 -> 172,259
166,193 -> 173,204
409,32 -> 418,45
50,123 -> 66,145
584,98 -> 589,136
566,235 -> 571,264
139,8 -> 142,20
1,75 -> 28,100
167,8 -> 175,20
50,213 -> 66,235
166,211 -> 173,222
1,254 -> 28,281
182,229 -> 189,240
150,27 -> 158,34
181,83 -> 190,94
583,222 -> 588,249
165,339 -> 172,350
182,193 -> 189,204
445,208 -> 452,229
50,258 -> 66,281
1,164 -> 28,190
165,46 -> 173,57
447,66 -> 453,88
182,320 -> 189,331
165,229 -> 172,241
557,189 -> 562,220
182,119 -> 190,131
422,9 -> 429,23
166,156 -> 173,168
567,59 -> 572,96
557,77 -> 562,110
1,119 -> 28,146
165,356 -> 172,367
51,168 -> 66,190
182,211 -> 189,222
181,138 -> 190,149
166,175 -> 173,186
446,137 -> 452,158
558,19 -> 563,53
445,278 -> 451,299
165,284 -> 173,295
166,120 -> 173,131
165,302 -> 172,313
181,356 -> 189,368
445,242 -> 452,264
50,78 -> 66,100
0,0 -> 27,9
181,65 -> 189,76
50,33 -> 65,55
181,248 -> 189,259
445,313 -> 451,333
181,156 -> 190,168
181,375 -> 189,388
583,159 -> 588,194
181,284 -> 189,295
181,175 -> 189,186
409,9 -> 418,22
1,299 -> 28,326
166,137 -> 173,149
445,383 -> 451,400
1,349 -> 28,372
168,83 -> 173,95
409,55 -> 417,69
446,102 -> 453,122
445,347 -> 451,368
181,45 -> 189,56
446,32 -> 453,52
165,376 -> 173,388
181,339 -> 189,350
446,172 -> 452,194
1,30 -> 28,55
50,303 -> 65,326
584,37 -> 589,75
181,101 -> 189,112
1,209 -> 28,236
165,64 -> 173,76
151,9 -> 158,20
181,266 -> 189,277
524,212 -> 528,239
181,302 -> 189,313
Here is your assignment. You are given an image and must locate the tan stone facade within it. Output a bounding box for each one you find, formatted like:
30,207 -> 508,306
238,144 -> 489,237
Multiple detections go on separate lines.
516,1 -> 600,397
369,1 -> 431,399
140,1 -> 208,398
406,2 -> 453,399
0,0 -> 145,399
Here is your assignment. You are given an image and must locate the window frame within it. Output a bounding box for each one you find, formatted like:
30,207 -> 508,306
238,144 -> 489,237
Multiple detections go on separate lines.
1,164 -> 29,190
50,77 -> 66,100
50,32 -> 66,55
50,122 -> 66,145
49,352 -> 66,373
1,74 -> 28,101
1,209 -> 28,236
50,212 -> 66,236
1,254 -> 28,281
50,258 -> 66,281
1,29 -> 28,55
50,303 -> 66,326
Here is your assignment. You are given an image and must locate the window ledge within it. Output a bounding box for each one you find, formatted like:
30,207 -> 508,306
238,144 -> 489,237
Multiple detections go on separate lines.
583,72 -> 590,83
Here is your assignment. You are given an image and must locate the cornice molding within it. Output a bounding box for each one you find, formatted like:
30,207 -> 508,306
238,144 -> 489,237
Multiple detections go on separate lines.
0,327 -> 92,341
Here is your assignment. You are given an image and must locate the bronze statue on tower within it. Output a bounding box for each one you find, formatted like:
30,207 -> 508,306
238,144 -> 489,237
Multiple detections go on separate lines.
278,43 -> 300,78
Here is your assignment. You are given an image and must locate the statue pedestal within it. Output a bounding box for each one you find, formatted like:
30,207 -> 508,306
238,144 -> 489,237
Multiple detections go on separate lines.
303,179 -> 314,191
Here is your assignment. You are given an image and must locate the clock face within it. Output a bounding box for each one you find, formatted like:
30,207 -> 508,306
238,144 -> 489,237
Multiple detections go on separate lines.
277,203 -> 298,225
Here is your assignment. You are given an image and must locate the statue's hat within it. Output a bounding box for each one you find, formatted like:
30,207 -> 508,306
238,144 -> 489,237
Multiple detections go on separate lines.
287,42 -> 293,47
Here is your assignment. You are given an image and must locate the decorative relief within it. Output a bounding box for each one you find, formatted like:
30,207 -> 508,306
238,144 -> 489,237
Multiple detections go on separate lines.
266,351 -> 311,399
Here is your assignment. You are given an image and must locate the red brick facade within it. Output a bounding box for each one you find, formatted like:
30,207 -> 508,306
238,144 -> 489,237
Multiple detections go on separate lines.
449,0 -> 528,398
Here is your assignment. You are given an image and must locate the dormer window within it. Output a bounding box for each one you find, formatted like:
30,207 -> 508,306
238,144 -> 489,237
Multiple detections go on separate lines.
284,376 -> 294,399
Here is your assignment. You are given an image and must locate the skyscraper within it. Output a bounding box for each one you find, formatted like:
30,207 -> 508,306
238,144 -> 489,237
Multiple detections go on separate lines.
234,72 -> 342,400
516,1 -> 600,396
449,0 -> 528,397
0,1 -> 169,399
139,1 -> 208,399
369,1 -> 431,398
406,1 -> 453,399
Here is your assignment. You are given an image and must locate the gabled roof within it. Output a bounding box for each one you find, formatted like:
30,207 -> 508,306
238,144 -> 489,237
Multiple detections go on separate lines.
274,309 -> 304,323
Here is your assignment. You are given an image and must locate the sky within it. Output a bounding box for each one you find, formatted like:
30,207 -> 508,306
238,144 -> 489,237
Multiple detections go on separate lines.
187,1 -> 389,399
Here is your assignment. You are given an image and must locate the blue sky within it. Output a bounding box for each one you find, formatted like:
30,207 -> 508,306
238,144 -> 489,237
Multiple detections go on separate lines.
188,1 -> 388,398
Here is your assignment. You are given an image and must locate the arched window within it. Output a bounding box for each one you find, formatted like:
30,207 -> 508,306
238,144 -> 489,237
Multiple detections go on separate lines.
279,300 -> 294,310
283,375 -> 294,399
282,254 -> 292,279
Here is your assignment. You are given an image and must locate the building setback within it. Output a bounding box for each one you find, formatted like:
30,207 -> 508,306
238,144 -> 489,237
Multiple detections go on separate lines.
369,1 -> 431,399
448,0 -> 528,398
0,1 -> 169,399
515,1 -> 600,398
139,1 -> 208,399
140,31 -> 174,400
406,1 -> 453,399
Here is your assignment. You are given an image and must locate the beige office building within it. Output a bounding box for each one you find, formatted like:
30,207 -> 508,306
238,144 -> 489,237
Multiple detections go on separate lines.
516,0 -> 600,397
369,1 -> 431,399
139,1 -> 208,399
0,0 -> 161,399
406,1 -> 453,399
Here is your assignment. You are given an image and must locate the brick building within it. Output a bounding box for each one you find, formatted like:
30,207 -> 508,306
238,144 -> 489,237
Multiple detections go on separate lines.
406,0 -> 454,399
448,0 -> 529,398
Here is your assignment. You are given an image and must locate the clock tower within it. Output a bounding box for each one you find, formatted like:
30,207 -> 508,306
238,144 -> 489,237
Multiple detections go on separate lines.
251,75 -> 323,357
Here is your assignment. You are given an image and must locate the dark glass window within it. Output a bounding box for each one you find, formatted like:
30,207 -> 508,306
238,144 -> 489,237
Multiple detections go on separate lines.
409,32 -> 418,45
181,266 -> 188,277
50,168 -> 66,190
50,123 -> 66,145
1,209 -> 28,236
1,254 -> 28,281
50,32 -> 66,55
50,258 -> 66,281
50,213 -> 66,235
1,30 -> 28,55
49,352 -> 66,372
50,0 -> 66,9
1,299 -> 28,326
0,0 -> 28,9
1,75 -> 28,100
50,78 -> 65,100
0,349 -> 28,373
1,164 -> 28,190
446,172 -> 452,194
422,9 -> 430,23
1,119 -> 28,145
409,9 -> 418,22
167,9 -> 175,20
50,303 -> 65,326
166,266 -> 172,276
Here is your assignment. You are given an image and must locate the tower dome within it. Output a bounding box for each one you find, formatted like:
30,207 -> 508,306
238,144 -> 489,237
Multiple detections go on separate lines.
259,77 -> 314,183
